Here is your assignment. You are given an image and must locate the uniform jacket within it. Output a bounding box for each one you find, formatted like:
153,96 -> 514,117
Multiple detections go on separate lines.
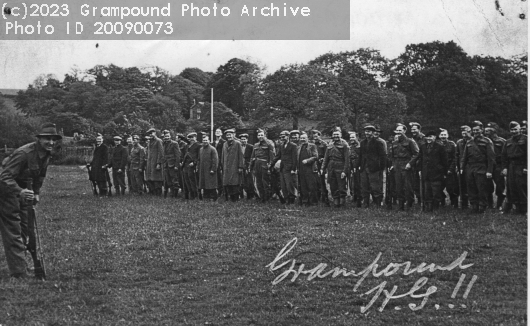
178,140 -> 188,164
460,135 -> 495,174
163,140 -> 181,168
322,139 -> 350,173
487,135 -> 506,165
198,144 -> 219,189
129,144 -> 146,171
272,141 -> 298,172
455,137 -> 470,172
90,144 -> 109,183
438,140 -> 457,173
358,137 -> 386,172
418,142 -> 448,181
313,139 -> 328,170
222,139 -> 245,186
390,135 -> 419,168
297,142 -> 319,173
108,144 -> 128,170
501,134 -> 528,169
0,142 -> 51,196
250,140 -> 275,170
349,141 -> 361,172
241,143 -> 254,169
183,141 -> 200,167
146,136 -> 165,181
127,144 -> 133,168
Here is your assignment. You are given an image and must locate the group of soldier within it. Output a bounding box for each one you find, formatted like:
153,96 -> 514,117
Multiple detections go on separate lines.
87,119 -> 528,215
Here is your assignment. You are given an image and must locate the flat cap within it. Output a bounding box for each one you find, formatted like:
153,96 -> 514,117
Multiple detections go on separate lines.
364,125 -> 376,131
239,133 -> 249,139
332,126 -> 342,133
162,129 -> 170,135
374,124 -> 382,132
113,136 -> 122,141
146,128 -> 156,134
289,130 -> 300,135
509,121 -> 520,129
409,122 -> 421,129
460,125 -> 471,131
280,130 -> 290,137
187,132 -> 197,138
224,128 -> 236,134
312,130 -> 321,136
425,130 -> 437,137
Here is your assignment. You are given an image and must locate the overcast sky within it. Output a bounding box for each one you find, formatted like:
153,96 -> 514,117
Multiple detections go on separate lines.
0,0 -> 527,89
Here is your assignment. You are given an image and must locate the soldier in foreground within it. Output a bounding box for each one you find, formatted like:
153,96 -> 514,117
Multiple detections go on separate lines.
484,123 -> 506,209
182,132 -> 200,200
455,125 -> 472,209
239,133 -> 256,200
251,129 -> 275,203
272,130 -> 298,205
297,132 -> 319,205
129,135 -> 146,195
417,130 -> 448,211
145,128 -> 165,196
162,130 -> 181,198
198,133 -> 219,201
88,134 -> 109,196
312,130 -> 330,206
322,128 -> 350,207
108,136 -> 128,196
501,121 -> 527,214
222,129 -> 245,202
358,125 -> 385,208
460,121 -> 495,214
438,129 -> 458,207
0,123 -> 61,279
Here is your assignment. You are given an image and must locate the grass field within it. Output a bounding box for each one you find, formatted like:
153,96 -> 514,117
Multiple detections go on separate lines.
0,166 -> 527,325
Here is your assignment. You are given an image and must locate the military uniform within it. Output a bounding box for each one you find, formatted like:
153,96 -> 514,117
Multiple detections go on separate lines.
272,140 -> 299,204
297,142 -> 319,205
390,135 -> 419,209
418,141 -> 448,211
129,143 -> 146,194
250,139 -> 275,202
108,142 -> 128,195
349,141 -> 362,207
460,135 -> 495,212
358,136 -> 386,207
438,139 -> 459,207
222,136 -> 245,201
182,140 -> 200,199
323,138 -> 350,205
241,140 -> 256,199
214,137 -> 226,198
486,135 -> 506,208
314,138 -> 330,204
90,143 -> 109,196
163,139 -> 181,198
455,137 -> 471,208
501,133 -> 527,213
412,132 -> 426,203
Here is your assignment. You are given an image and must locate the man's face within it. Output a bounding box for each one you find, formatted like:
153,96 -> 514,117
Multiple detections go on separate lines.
215,129 -> 222,137
133,136 -> 139,145
426,135 -> 435,144
521,126 -> 527,135
374,131 -> 380,138
257,132 -> 265,142
126,137 -> 133,145
38,136 -> 56,152
96,136 -> 103,146
226,132 -> 234,141
314,133 -> 321,141
472,126 -> 483,137
241,137 -> 248,146
349,133 -> 357,142
439,131 -> 448,141
461,129 -> 471,138
510,126 -> 521,136
163,133 -> 171,141
300,134 -> 308,143
114,139 -> 121,146
291,134 -> 299,142
484,128 -> 494,138
365,130 -> 373,138
411,125 -> 420,135
280,134 -> 288,144
395,126 -> 405,137
202,136 -> 210,145
332,131 -> 341,142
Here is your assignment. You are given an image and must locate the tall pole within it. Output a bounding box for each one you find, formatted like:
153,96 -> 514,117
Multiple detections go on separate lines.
211,88 -> 214,141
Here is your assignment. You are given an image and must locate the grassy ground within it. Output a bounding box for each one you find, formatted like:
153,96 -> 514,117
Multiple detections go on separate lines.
0,166 -> 526,325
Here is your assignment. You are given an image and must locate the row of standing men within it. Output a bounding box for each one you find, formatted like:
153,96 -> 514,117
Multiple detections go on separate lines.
88,121 -> 527,214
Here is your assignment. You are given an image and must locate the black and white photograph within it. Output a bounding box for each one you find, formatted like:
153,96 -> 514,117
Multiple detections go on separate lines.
0,0 -> 527,324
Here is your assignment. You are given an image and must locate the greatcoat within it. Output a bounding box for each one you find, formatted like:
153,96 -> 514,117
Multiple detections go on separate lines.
198,144 -> 219,190
146,136 -> 165,181
222,139 -> 245,186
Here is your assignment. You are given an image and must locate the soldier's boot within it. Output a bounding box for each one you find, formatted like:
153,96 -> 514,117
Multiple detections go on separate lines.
399,200 -> 405,211
121,188 -> 126,196
164,189 -> 168,198
362,198 -> 370,209
333,198 -> 340,207
501,201 -> 512,214
487,194 -> 494,209
340,197 -> 346,207
496,195 -> 505,210
278,194 -> 285,204
173,188 -> 179,198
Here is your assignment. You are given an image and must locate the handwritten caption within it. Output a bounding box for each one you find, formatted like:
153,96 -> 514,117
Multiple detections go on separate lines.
266,238 -> 478,313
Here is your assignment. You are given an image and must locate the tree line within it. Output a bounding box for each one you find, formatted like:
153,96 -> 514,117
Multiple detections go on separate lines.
0,41 -> 527,148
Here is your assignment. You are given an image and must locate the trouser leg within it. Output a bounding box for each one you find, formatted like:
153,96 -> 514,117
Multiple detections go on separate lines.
0,194 -> 27,276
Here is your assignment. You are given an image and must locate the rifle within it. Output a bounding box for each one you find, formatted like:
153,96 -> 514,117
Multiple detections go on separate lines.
419,171 -> 424,211
26,180 -> 46,280
85,160 -> 98,196
105,167 -> 113,196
